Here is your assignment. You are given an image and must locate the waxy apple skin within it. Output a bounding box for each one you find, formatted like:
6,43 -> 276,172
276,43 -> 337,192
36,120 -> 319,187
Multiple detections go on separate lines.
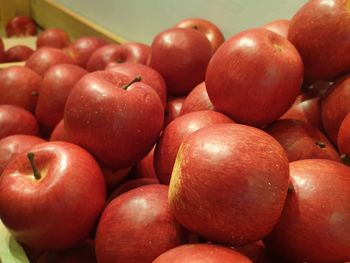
6,16 -> 37,37
264,159 -> 350,262
169,123 -> 290,246
0,141 -> 106,250
337,112 -> 350,159
36,28 -> 70,49
5,45 -> 34,62
163,96 -> 186,127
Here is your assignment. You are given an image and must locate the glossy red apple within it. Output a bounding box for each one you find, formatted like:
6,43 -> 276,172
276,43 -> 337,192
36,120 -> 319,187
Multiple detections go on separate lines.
264,119 -> 339,162
49,119 -> 73,142
36,28 -> 70,49
153,244 -> 252,263
0,105 -> 39,140
130,146 -> 158,180
302,80 -> 332,99
169,123 -> 290,246
164,96 -> 186,127
288,0 -> 350,82
102,166 -> 132,190
122,42 -> 151,65
35,64 -> 87,130
95,184 -> 189,263
205,28 -> 303,127
64,71 -> 164,169
4,45 -> 34,62
6,16 -> 37,37
0,141 -> 106,250
149,27 -> 212,96
262,19 -> 290,38
264,159 -> 350,262
174,18 -> 225,53
337,112 -> 350,164
25,47 -> 75,76
0,135 -> 45,175
180,81 -> 214,115
155,110 -> 233,185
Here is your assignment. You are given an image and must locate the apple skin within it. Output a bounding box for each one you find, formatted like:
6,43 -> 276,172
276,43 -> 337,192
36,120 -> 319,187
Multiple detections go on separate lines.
264,159 -> 350,262
64,70 -> 164,169
6,16 -> 37,37
49,119 -> 73,142
153,244 -> 252,263
264,119 -> 339,162
0,135 -> 45,175
0,66 -> 41,113
149,27 -> 212,96
321,75 -> 350,144
206,28 -> 303,127
288,0 -> 350,82
36,28 -> 71,49
0,105 -> 39,140
0,38 -> 5,62
235,241 -> 276,263
155,110 -> 233,185
25,47 -> 76,76
95,184 -> 189,263
169,123 -> 290,246
0,141 -> 106,250
4,45 -> 34,62
65,37 -> 108,68
129,146 -> 158,180
174,18 -> 225,53
107,62 -> 167,107
262,19 -> 290,38
337,112 -> 350,161
35,64 -> 87,130
180,81 -> 214,115
164,96 -> 186,127
122,42 -> 151,65
102,166 -> 132,190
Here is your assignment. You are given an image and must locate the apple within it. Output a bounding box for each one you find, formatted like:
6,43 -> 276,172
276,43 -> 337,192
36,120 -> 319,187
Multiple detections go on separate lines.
302,80 -> 332,99
164,96 -> 186,127
155,110 -> 233,185
50,119 -> 72,142
337,112 -> 350,165
174,18 -> 225,53
262,19 -> 290,38
235,241 -> 276,263
264,119 -> 339,162
35,64 -> 87,130
4,45 -> 34,62
36,28 -> 71,49
64,71 -> 164,169
0,39 -> 6,62
65,37 -> 108,67
6,16 -> 37,37
0,66 -> 41,113
205,28 -> 303,127
25,47 -> 76,76
95,184 -> 189,263
102,166 -> 132,190
122,42 -> 151,65
153,244 -> 252,263
0,105 -> 39,140
107,62 -> 167,107
149,27 -> 212,96
129,146 -> 158,180
169,123 -> 290,246
288,0 -> 350,82
264,159 -> 350,262
0,141 -> 106,250
0,135 -> 45,175
180,81 -> 214,115
321,74 -> 350,144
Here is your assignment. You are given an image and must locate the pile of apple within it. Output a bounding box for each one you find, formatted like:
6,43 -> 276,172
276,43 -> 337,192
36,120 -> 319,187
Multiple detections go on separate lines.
0,0 -> 350,262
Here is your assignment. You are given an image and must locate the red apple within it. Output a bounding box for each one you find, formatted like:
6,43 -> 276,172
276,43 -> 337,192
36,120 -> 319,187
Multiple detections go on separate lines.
102,166 -> 132,190
4,45 -> 34,62
35,64 -> 87,130
130,146 -> 158,180
264,159 -> 350,262
149,27 -> 212,96
337,112 -> 350,164
153,244 -> 252,263
205,28 -> 303,127
107,62 -> 167,107
64,71 -> 164,169
302,80 -> 332,99
264,119 -> 339,162
25,47 -> 75,76
0,105 -> 39,140
50,119 -> 73,142
180,81 -> 214,115
6,16 -> 37,37
288,0 -> 350,82
95,184 -> 189,263
65,37 -> 108,67
174,18 -> 225,53
169,123 -> 290,246
235,241 -> 276,263
0,141 -> 106,250
262,19 -> 290,38
0,135 -> 45,175
122,42 -> 151,65
164,96 -> 186,127
0,38 -> 5,62
155,110 -> 233,185
36,28 -> 70,49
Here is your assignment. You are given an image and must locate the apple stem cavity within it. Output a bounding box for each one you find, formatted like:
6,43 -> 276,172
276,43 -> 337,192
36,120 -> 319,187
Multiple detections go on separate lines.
31,91 -> 39,96
122,76 -> 142,90
287,184 -> 294,193
315,141 -> 326,148
341,154 -> 350,166
27,152 -> 41,180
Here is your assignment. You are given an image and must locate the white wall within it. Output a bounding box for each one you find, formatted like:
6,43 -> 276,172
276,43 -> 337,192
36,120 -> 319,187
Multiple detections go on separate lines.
54,0 -> 308,44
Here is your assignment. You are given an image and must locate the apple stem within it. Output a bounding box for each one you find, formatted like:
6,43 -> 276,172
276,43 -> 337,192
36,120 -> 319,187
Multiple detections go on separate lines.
122,76 -> 141,90
27,152 -> 41,180
192,25 -> 199,30
31,91 -> 39,96
340,154 -> 350,166
315,141 -> 326,148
